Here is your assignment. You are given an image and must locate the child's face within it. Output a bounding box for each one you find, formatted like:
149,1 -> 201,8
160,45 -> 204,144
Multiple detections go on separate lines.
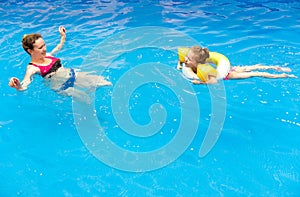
184,50 -> 198,69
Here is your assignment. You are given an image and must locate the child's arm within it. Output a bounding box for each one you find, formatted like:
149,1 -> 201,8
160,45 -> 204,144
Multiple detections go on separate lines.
192,74 -> 218,85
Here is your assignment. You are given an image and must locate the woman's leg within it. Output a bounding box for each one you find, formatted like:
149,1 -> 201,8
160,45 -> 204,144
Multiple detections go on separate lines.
233,64 -> 291,72
228,71 -> 297,79
59,88 -> 92,103
75,72 -> 112,88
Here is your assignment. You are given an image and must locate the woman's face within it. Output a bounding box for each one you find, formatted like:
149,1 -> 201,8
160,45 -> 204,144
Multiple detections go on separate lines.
184,50 -> 198,68
29,37 -> 47,58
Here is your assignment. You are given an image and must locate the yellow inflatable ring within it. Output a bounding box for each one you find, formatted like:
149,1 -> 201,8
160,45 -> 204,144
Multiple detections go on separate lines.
178,48 -> 231,81
206,52 -> 231,80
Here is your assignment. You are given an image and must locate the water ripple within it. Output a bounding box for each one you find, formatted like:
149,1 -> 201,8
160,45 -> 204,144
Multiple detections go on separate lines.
1,0 -> 300,196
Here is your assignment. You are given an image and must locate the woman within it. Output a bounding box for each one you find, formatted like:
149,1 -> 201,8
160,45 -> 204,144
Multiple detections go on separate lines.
9,26 -> 111,102
177,46 -> 297,84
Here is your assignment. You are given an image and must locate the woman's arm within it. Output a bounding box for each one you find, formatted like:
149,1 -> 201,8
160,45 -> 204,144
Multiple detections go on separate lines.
49,26 -> 66,56
9,65 -> 39,91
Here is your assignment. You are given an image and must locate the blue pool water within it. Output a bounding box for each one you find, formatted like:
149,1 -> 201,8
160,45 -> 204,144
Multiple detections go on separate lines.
1,0 -> 300,196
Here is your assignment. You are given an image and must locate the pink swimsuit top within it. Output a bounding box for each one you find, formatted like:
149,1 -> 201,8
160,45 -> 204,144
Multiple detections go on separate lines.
29,56 -> 61,77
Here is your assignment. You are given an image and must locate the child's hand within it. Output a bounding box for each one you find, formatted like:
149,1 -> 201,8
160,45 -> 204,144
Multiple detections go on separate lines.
177,64 -> 182,70
177,61 -> 182,70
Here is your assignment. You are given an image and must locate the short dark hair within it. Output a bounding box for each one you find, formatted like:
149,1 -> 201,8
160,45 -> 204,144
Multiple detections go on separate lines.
22,33 -> 42,54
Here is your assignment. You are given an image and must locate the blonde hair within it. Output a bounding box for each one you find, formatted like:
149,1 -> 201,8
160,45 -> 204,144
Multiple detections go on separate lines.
190,46 -> 210,64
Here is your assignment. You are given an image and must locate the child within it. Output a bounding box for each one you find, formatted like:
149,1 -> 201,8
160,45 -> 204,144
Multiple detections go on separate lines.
177,46 -> 297,84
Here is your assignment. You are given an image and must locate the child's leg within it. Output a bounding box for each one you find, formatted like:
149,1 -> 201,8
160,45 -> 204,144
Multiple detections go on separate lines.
228,71 -> 297,79
233,64 -> 291,72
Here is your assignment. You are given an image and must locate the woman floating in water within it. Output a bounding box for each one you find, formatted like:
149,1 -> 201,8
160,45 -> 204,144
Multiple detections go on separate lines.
9,26 -> 111,102
177,46 -> 297,84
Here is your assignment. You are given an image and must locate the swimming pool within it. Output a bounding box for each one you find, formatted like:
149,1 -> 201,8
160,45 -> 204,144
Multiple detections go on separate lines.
1,0 -> 300,196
